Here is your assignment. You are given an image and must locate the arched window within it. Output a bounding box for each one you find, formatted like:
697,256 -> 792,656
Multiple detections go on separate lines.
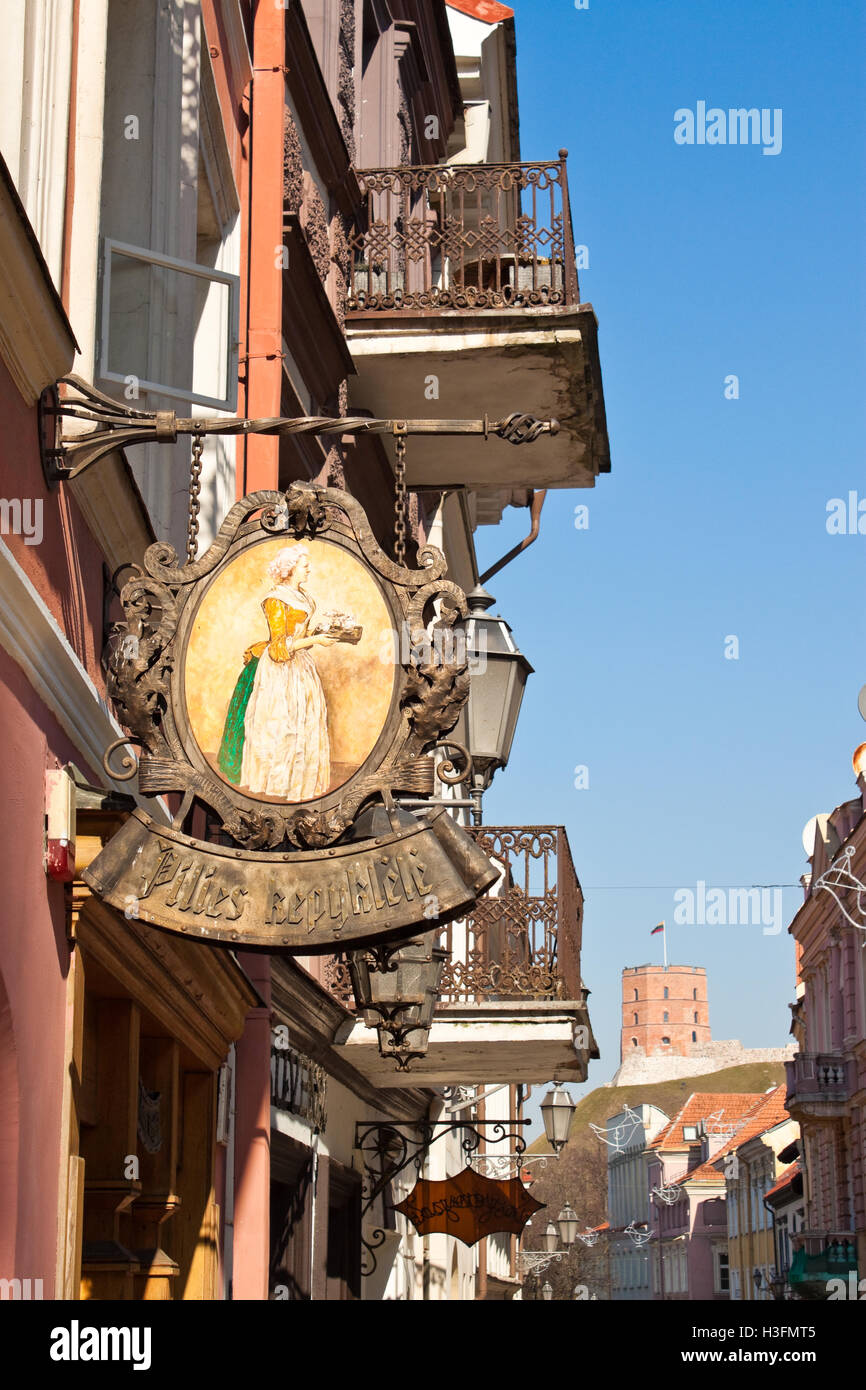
661,1036 -> 670,1045
663,987 -> 669,1000
634,989 -> 639,1000
631,1037 -> 638,1048
663,1011 -> 669,1023
692,1030 -> 697,1042
633,1013 -> 639,1025
694,1012 -> 699,1024
693,988 -> 697,1000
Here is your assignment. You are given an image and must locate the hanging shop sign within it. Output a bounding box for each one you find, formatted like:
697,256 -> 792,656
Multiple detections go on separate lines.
84,482 -> 496,950
392,1167 -> 544,1246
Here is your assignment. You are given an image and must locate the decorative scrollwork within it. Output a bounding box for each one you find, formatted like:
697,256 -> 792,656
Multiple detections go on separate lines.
354,1115 -> 530,1274
102,483 -> 473,851
102,736 -> 145,783
432,740 -> 473,787
498,413 -> 554,446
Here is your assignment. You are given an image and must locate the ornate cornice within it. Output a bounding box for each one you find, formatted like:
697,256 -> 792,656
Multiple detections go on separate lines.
282,2 -> 361,216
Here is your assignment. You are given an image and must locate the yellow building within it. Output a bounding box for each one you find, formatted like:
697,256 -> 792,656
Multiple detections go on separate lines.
712,1085 -> 799,1300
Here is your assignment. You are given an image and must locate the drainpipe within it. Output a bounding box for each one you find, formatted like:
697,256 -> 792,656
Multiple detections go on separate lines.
309,1136 -> 319,1300
478,489 -> 546,586
223,1044 -> 237,1298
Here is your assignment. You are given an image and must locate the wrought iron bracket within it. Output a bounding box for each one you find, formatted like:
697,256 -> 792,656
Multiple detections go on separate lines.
516,1249 -> 567,1276
39,375 -> 559,486
354,1116 -> 527,1277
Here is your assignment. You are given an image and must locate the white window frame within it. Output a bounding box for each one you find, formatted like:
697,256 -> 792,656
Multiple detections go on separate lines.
99,237 -> 240,411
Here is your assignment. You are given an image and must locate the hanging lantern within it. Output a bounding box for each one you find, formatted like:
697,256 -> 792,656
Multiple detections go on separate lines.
540,1082 -> 576,1153
347,932 -> 449,1070
557,1203 -> 579,1247
541,1221 -> 559,1254
463,585 -> 533,823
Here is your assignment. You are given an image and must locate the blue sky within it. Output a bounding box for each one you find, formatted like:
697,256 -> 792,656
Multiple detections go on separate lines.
472,0 -> 866,1127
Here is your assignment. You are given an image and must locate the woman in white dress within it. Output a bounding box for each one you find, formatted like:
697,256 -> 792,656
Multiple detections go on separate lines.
237,545 -> 339,801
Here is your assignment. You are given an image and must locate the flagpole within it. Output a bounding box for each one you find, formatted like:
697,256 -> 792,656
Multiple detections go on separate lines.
663,922 -> 667,970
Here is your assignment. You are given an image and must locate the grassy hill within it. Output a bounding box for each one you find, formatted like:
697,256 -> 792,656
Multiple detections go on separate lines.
529,1061 -> 789,1156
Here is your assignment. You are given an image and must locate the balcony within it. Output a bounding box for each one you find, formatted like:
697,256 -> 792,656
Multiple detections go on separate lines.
345,155 -> 609,505
785,1052 -> 853,1120
331,825 -> 597,1087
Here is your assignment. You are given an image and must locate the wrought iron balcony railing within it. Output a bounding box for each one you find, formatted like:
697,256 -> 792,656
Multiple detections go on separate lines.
437,826 -> 583,1004
325,824 -> 584,1009
347,153 -> 580,315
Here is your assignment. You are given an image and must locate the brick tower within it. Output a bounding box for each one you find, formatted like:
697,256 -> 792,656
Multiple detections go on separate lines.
620,965 -> 710,1062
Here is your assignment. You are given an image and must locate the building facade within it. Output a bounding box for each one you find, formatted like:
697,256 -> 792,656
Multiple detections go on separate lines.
645,1092 -> 771,1301
0,0 -> 607,1300
785,749 -> 866,1294
607,1102 -> 668,1300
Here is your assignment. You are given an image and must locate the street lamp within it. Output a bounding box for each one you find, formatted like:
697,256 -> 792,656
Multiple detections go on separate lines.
540,1082 -> 576,1153
557,1203 -> 579,1247
541,1222 -> 559,1254
753,1268 -> 763,1296
541,1281 -> 553,1302
347,932 -> 448,1069
463,585 -> 533,824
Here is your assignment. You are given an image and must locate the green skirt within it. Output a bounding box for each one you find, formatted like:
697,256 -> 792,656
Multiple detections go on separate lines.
217,656 -> 259,784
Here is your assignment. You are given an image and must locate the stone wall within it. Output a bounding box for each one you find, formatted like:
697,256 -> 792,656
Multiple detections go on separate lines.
608,1039 -> 798,1088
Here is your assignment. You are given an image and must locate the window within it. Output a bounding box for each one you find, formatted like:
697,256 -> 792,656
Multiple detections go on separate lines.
693,988 -> 698,1000
692,1030 -> 697,1042
634,989 -> 639,1000
663,987 -> 669,999
715,1250 -> 730,1294
633,1013 -> 639,1025
631,1037 -> 638,1047
663,1011 -> 669,1022
99,239 -> 240,410
694,1011 -> 699,1023
661,1036 -> 670,1045
683,1124 -> 699,1140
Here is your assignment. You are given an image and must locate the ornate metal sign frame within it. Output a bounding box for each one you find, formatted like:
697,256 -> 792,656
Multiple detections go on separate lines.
84,482 -> 498,951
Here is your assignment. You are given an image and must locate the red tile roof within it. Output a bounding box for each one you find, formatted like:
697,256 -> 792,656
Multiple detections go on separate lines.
764,1161 -> 801,1202
704,1085 -> 791,1169
649,1092 -> 767,1150
446,0 -> 515,22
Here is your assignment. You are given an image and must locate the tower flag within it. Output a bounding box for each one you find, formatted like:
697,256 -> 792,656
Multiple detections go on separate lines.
651,921 -> 667,968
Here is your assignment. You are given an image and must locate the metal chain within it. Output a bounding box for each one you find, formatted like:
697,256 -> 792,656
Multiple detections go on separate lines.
187,433 -> 204,562
394,428 -> 407,565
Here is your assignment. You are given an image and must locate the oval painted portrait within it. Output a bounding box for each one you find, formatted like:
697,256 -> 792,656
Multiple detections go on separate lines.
183,537 -> 397,803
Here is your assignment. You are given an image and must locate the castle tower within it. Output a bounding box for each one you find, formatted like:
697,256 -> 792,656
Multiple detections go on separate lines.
620,965 -> 710,1063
